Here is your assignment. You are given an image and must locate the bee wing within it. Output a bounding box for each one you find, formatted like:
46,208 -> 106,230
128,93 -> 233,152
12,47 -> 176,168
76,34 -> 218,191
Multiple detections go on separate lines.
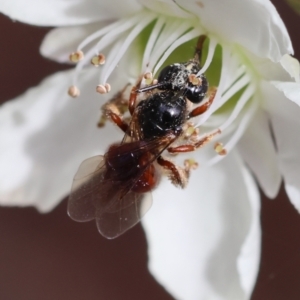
68,133 -> 176,238
68,153 -> 153,239
95,191 -> 152,239
68,155 -> 105,222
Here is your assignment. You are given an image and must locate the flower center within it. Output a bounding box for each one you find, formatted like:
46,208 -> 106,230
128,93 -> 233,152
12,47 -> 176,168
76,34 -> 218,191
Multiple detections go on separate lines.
68,9 -> 258,166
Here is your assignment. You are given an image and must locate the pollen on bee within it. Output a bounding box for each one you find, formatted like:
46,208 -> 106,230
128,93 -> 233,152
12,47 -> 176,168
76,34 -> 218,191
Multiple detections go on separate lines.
91,53 -> 106,66
68,85 -> 80,98
69,51 -> 84,63
214,142 -> 227,156
188,74 -> 202,86
96,83 -> 111,94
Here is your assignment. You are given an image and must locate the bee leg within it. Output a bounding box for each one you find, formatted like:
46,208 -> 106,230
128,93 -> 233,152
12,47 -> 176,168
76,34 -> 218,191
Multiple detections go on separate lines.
105,111 -> 129,133
188,87 -> 217,119
98,84 -> 130,127
128,86 -> 138,116
157,156 -> 189,188
128,74 -> 144,115
167,129 -> 220,153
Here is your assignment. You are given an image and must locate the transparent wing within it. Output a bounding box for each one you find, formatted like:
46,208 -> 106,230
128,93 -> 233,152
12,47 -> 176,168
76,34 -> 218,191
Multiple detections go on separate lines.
68,133 -> 176,238
68,155 -> 105,222
67,154 -> 153,239
95,191 -> 152,239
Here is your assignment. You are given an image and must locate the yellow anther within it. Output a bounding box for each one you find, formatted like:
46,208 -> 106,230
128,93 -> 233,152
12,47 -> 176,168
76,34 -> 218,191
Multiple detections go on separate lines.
186,126 -> 196,137
91,53 -> 106,66
214,142 -> 227,156
184,159 -> 199,170
68,85 -> 80,98
144,72 -> 153,85
69,51 -> 84,63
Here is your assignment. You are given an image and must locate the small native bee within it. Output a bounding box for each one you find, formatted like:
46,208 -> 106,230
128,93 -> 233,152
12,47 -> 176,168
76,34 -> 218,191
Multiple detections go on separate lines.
68,35 -> 218,239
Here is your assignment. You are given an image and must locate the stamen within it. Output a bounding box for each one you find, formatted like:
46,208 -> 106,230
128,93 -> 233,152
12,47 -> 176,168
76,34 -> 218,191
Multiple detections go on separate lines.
219,84 -> 255,132
146,18 -> 189,72
73,13 -> 148,86
105,83 -> 111,92
142,16 -> 166,71
184,159 -> 199,170
214,142 -> 227,155
196,37 -> 217,76
196,47 -> 233,126
215,74 -> 251,111
153,28 -> 201,76
96,85 -> 108,94
91,53 -> 106,66
69,51 -> 84,63
68,85 -> 80,98
100,13 -> 156,85
77,22 -> 121,51
206,99 -> 258,166
144,72 -> 153,84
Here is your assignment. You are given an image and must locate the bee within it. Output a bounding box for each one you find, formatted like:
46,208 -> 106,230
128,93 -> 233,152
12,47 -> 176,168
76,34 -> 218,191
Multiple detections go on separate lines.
67,35 -> 218,239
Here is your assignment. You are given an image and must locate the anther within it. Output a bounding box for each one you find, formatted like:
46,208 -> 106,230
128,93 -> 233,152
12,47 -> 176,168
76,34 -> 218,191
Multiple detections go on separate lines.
96,83 -> 111,94
97,115 -> 107,127
68,85 -> 80,98
188,74 -> 202,86
91,53 -> 106,66
144,72 -> 153,84
184,159 -> 199,171
185,124 -> 196,138
69,51 -> 84,63
214,142 -> 227,156
96,85 -> 107,94
104,83 -> 111,93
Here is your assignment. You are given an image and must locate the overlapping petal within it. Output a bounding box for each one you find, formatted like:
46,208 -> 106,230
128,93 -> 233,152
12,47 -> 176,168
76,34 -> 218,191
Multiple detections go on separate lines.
0,0 -> 298,299
237,109 -> 281,198
0,69 -> 125,212
165,0 -> 293,61
263,82 -> 300,211
142,151 -> 260,300
0,0 -> 141,26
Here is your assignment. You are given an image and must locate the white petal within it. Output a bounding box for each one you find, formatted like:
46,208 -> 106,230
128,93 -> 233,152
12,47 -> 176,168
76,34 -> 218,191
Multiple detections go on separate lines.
0,69 -> 126,212
0,0 -> 141,26
40,22 -> 109,63
263,82 -> 300,211
237,108 -> 281,198
142,151 -> 260,300
280,54 -> 300,83
271,81 -> 300,106
173,0 -> 293,61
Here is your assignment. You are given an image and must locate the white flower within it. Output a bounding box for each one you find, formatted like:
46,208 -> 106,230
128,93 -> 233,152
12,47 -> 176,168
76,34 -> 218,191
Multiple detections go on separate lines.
0,0 -> 299,299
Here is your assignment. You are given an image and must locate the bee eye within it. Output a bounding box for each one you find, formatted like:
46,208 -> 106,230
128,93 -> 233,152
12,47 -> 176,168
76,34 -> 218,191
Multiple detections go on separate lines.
186,76 -> 208,103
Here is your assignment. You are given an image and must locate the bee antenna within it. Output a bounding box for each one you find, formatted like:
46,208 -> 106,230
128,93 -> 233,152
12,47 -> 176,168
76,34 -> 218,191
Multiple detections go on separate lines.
194,35 -> 207,64
136,83 -> 165,93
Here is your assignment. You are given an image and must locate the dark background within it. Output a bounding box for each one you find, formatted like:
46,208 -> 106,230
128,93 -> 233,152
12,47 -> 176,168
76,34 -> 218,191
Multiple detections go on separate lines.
0,1 -> 300,299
